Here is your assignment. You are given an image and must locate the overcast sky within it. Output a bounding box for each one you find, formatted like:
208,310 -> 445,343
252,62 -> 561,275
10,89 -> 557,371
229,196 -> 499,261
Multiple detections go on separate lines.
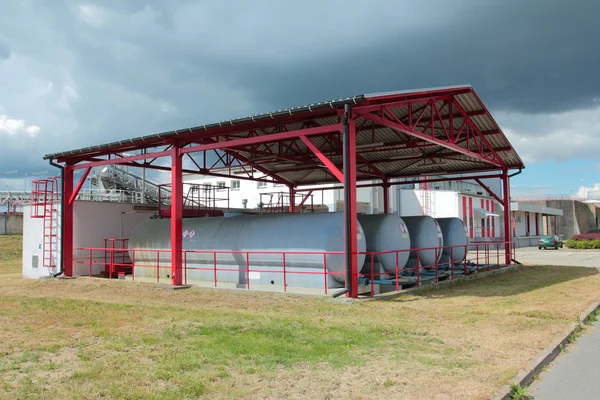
1,0 -> 599,196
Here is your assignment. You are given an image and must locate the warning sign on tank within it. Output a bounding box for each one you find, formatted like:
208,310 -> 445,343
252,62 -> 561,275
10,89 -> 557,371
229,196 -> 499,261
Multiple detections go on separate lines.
400,223 -> 409,239
189,230 -> 196,239
182,230 -> 189,238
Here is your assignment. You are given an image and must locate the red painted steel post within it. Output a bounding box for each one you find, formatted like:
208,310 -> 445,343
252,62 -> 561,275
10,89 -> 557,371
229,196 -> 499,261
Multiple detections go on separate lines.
89,249 -> 92,277
395,251 -> 399,292
282,253 -> 287,292
450,247 -> 454,280
156,251 -> 160,283
213,252 -> 217,287
288,186 -> 295,213
245,252 -> 250,290
435,248 -> 439,283
343,109 -> 359,298
323,253 -> 328,295
370,255 -> 375,297
62,165 -> 75,277
184,251 -> 187,285
131,250 -> 135,281
383,181 -> 390,214
502,169 -> 512,265
109,249 -> 114,279
417,250 -> 421,287
170,145 -> 183,286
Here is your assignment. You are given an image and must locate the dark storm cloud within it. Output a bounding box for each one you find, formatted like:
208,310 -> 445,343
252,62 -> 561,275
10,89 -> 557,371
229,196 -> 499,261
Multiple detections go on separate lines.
0,0 -> 599,177
221,0 -> 600,114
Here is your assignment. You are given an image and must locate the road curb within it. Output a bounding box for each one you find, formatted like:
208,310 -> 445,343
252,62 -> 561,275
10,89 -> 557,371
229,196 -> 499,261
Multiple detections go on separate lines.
494,298 -> 600,400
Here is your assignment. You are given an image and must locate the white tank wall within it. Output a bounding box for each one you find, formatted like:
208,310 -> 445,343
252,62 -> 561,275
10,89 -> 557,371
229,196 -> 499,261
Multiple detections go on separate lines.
128,212 -> 367,289
398,190 -> 459,218
22,201 -> 154,279
358,214 -> 411,273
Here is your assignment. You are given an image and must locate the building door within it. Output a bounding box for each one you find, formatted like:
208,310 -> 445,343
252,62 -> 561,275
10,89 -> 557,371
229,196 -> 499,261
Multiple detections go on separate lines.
525,212 -> 531,236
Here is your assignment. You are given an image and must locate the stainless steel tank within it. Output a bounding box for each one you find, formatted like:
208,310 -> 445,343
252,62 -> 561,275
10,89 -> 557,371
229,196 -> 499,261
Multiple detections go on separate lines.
435,217 -> 468,262
401,216 -> 444,267
357,214 -> 411,273
128,212 -> 366,288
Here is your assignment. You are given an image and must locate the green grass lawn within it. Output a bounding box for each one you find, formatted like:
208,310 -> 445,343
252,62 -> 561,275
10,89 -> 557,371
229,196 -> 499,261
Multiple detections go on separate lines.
1,235 -> 600,399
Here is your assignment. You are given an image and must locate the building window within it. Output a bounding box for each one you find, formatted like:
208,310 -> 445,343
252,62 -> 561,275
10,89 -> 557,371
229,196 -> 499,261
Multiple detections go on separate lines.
216,181 -> 226,191
257,181 -> 267,189
274,182 -> 284,187
231,180 -> 240,190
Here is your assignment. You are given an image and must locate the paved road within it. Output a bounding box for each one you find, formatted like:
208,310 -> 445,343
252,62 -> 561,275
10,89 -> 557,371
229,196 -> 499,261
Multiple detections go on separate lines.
529,319 -> 600,399
519,247 -> 600,399
514,247 -> 600,268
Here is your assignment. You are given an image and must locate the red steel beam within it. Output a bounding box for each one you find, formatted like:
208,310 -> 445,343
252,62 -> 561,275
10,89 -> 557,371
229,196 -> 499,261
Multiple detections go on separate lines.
119,162 -> 277,183
68,167 -> 91,205
358,112 -> 504,168
502,169 -> 512,265
180,124 -> 342,155
71,150 -> 172,169
474,178 -> 503,204
288,186 -> 295,212
295,190 -> 313,212
383,181 -> 390,214
171,146 -> 183,286
300,136 -> 344,183
295,173 -> 504,192
345,115 -> 359,298
63,165 -> 75,277
450,98 -> 504,165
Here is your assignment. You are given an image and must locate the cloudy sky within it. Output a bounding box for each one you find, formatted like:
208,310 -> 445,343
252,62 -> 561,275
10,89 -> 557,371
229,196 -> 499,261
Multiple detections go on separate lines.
0,0 -> 599,197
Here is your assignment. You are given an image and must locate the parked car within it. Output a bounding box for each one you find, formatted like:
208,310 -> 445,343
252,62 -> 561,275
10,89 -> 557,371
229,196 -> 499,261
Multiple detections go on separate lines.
538,235 -> 563,250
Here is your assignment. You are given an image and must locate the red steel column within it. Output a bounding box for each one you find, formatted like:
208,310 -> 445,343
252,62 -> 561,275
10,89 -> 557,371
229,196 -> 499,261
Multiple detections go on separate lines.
63,165 -> 75,277
502,169 -> 512,265
288,185 -> 295,212
171,145 -> 183,286
382,181 -> 390,214
343,107 -> 359,298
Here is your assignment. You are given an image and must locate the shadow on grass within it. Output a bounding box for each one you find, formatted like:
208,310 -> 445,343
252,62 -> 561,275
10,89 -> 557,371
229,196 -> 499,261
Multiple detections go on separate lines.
378,265 -> 599,301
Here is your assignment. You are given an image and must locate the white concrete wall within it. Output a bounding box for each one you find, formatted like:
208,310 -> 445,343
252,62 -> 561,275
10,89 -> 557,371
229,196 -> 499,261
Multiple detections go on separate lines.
22,201 -> 154,279
513,211 -> 527,236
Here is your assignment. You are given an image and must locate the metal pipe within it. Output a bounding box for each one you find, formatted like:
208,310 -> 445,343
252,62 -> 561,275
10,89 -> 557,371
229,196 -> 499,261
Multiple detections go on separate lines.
508,169 -> 523,178
48,160 -> 64,277
332,288 -> 349,298
342,103 -> 352,296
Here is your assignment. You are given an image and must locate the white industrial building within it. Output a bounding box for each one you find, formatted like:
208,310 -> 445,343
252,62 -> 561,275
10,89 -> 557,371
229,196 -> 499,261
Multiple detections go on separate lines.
184,171 -> 563,244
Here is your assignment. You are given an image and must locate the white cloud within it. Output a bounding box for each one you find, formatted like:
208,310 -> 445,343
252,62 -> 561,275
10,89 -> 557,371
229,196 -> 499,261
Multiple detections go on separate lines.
0,114 -> 40,137
576,184 -> 600,200
78,4 -> 108,27
495,106 -> 600,164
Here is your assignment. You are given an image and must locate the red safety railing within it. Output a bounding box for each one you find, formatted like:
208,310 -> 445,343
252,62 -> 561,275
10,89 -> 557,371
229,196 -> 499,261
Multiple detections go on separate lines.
72,240 -> 516,297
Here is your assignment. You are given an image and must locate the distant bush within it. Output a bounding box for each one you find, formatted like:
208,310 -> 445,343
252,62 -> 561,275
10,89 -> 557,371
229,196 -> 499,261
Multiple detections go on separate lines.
570,233 -> 600,241
565,239 -> 600,249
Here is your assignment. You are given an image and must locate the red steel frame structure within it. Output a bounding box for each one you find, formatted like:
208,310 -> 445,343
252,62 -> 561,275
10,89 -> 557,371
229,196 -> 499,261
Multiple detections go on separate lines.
44,85 -> 524,298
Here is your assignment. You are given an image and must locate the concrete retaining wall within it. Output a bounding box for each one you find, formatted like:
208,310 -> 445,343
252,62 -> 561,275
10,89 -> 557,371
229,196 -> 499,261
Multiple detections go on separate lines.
0,213 -> 23,235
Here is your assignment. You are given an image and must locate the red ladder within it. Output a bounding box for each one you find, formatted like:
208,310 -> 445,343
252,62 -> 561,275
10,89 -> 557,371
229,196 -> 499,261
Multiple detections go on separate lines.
31,177 -> 60,268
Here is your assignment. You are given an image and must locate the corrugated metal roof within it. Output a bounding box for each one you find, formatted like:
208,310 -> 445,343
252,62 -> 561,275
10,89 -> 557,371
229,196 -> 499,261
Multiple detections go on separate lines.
44,86 -> 524,185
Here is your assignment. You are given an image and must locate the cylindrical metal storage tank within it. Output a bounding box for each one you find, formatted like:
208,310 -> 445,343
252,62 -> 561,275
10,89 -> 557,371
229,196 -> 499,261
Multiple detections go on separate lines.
435,217 -> 468,263
401,216 -> 444,267
357,214 -> 411,273
128,212 -> 366,288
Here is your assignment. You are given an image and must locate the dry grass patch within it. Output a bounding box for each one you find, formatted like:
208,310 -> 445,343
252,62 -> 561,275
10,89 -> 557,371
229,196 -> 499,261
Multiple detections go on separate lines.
1,236 -> 600,399
0,235 -> 21,275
